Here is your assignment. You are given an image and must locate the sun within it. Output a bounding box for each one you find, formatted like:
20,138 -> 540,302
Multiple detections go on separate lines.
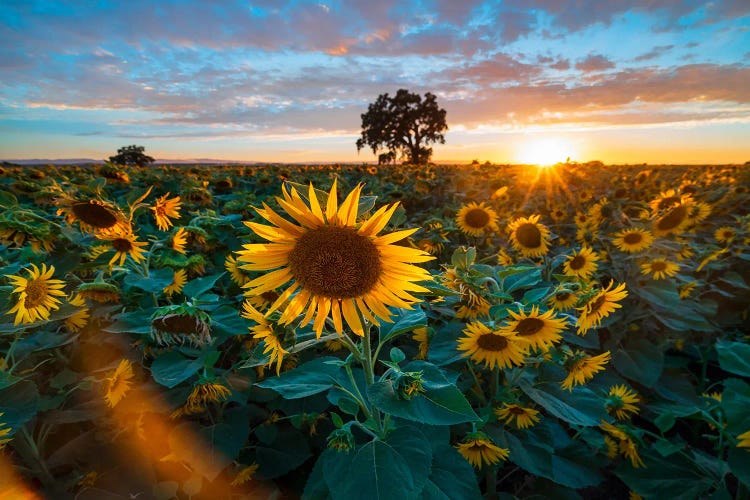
516,138 -> 575,166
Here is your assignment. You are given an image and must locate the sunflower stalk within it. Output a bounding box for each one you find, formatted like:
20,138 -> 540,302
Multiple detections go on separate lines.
360,319 -> 385,437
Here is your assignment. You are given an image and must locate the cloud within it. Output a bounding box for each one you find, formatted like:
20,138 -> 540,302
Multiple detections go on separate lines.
575,54 -> 615,72
633,45 -> 675,62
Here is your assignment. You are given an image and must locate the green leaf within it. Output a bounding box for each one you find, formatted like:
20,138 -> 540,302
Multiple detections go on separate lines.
123,267 -> 174,293
519,380 -> 606,427
368,361 -> 478,425
500,266 -> 542,293
421,443 -> 482,500
428,321 -> 465,366
183,272 -> 225,299
256,357 -> 341,399
378,307 -> 426,343
150,351 -> 203,388
0,380 -> 39,434
728,446 -> 750,487
722,378 -> 750,433
104,309 -> 156,335
256,429 -> 313,479
324,426 -> 432,500
303,448 -> 335,500
612,338 -> 664,387
716,340 -> 750,378
615,450 -> 715,499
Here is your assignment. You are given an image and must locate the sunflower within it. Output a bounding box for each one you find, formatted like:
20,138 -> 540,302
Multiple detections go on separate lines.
0,414 -> 12,448
224,255 -> 248,286
171,227 -> 187,254
58,198 -> 128,234
163,269 -> 187,297
65,293 -> 90,332
738,430 -> 750,450
231,463 -> 260,487
457,322 -> 528,370
236,181 -> 434,337
563,247 -> 599,281
548,289 -> 579,311
150,193 -> 182,231
456,202 -> 499,237
653,201 -> 692,236
715,226 -> 736,244
499,305 -> 567,351
105,359 -> 134,408
242,302 -> 288,375
456,296 -> 491,320
100,231 -> 148,267
576,282 -> 628,335
640,258 -> 679,280
648,189 -> 685,212
412,326 -> 430,359
600,421 -> 644,467
561,351 -> 611,390
606,385 -> 640,420
455,432 -> 510,468
507,215 -> 550,258
6,264 -> 67,325
151,304 -> 211,346
612,228 -> 654,253
495,403 -> 540,429
497,248 -> 514,266
185,382 -> 231,412
77,281 -> 121,303
679,281 -> 698,300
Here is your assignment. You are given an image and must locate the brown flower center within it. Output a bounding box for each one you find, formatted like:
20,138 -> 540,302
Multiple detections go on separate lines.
476,333 -> 509,351
657,196 -> 681,210
72,201 -> 118,228
288,226 -> 381,299
153,314 -> 206,334
508,405 -> 527,415
464,208 -> 491,228
555,291 -> 571,301
24,278 -> 48,309
651,261 -> 667,272
569,255 -> 586,270
586,294 -> 607,315
656,204 -> 688,232
515,317 -> 544,336
515,223 -> 542,248
623,232 -> 643,244
112,238 -> 133,252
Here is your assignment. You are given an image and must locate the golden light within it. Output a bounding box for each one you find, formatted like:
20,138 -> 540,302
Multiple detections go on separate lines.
516,138 -> 575,166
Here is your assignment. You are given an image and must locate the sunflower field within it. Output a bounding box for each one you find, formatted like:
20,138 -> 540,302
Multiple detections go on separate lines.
1,161 -> 750,499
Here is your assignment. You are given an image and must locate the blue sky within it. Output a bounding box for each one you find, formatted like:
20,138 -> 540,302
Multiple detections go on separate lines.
1,0 -> 749,163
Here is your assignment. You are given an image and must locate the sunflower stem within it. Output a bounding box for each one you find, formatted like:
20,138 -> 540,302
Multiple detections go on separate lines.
361,321 -> 384,437
485,465 -> 498,500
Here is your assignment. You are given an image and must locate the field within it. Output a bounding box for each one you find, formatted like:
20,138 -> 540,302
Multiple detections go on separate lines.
1,161 -> 750,499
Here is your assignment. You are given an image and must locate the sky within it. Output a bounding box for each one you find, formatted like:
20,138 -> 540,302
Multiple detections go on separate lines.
1,0 -> 749,165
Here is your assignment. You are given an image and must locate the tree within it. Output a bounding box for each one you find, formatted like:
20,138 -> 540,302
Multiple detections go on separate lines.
108,145 -> 155,166
356,89 -> 447,165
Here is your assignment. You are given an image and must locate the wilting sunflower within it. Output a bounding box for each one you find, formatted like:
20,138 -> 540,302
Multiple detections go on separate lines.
600,421 -> 645,468
77,281 -> 121,303
715,226 -> 736,244
563,247 -> 599,281
151,303 -> 211,346
612,228 -> 654,253
65,293 -> 90,332
225,254 -> 250,286
576,282 -> 628,335
548,288 -> 579,311
6,264 -> 66,325
242,302 -> 289,375
679,281 -> 698,300
495,403 -> 540,429
507,215 -> 550,258
640,258 -> 679,280
231,463 -> 260,487
58,198 -> 128,234
100,230 -> 148,267
497,248 -> 514,266
561,351 -> 611,390
458,322 -> 528,370
236,181 -> 434,337
499,305 -> 567,351
455,432 -> 510,468
163,269 -> 187,297
171,227 -> 187,254
105,359 -> 134,408
456,201 -> 499,237
185,382 -> 231,412
0,414 -> 12,448
606,385 -> 641,420
150,193 -> 182,231
412,326 -> 430,359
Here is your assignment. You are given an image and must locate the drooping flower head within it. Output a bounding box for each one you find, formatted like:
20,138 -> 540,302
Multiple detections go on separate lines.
6,264 -> 66,325
606,384 -> 641,420
495,403 -> 541,429
455,432 -> 510,468
236,180 -> 434,338
105,359 -> 134,408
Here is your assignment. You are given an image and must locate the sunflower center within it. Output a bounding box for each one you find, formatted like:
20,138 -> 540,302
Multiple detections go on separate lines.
656,205 -> 688,231
261,290 -> 280,303
153,314 -> 204,334
476,333 -> 509,351
569,255 -> 586,270
508,406 -> 527,415
112,238 -> 133,252
623,232 -> 643,244
515,318 -> 545,336
24,278 -> 48,309
288,226 -> 381,298
72,202 -> 118,228
555,291 -> 571,301
587,295 -> 607,315
651,261 -> 667,272
515,223 -> 542,248
657,196 -> 681,210
464,208 -> 491,228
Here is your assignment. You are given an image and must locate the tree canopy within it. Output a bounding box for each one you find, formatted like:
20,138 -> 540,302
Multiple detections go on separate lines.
356,89 -> 448,165
108,145 -> 155,166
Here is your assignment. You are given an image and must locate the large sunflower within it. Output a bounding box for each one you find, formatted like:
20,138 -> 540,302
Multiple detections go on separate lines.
507,215 -> 550,258
576,282 -> 628,335
456,202 -> 499,237
58,198 -> 128,235
6,264 -> 67,325
499,305 -> 567,351
236,181 -> 434,337
457,322 -> 528,369
563,247 -> 599,281
612,228 -> 654,253
653,201 -> 692,236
